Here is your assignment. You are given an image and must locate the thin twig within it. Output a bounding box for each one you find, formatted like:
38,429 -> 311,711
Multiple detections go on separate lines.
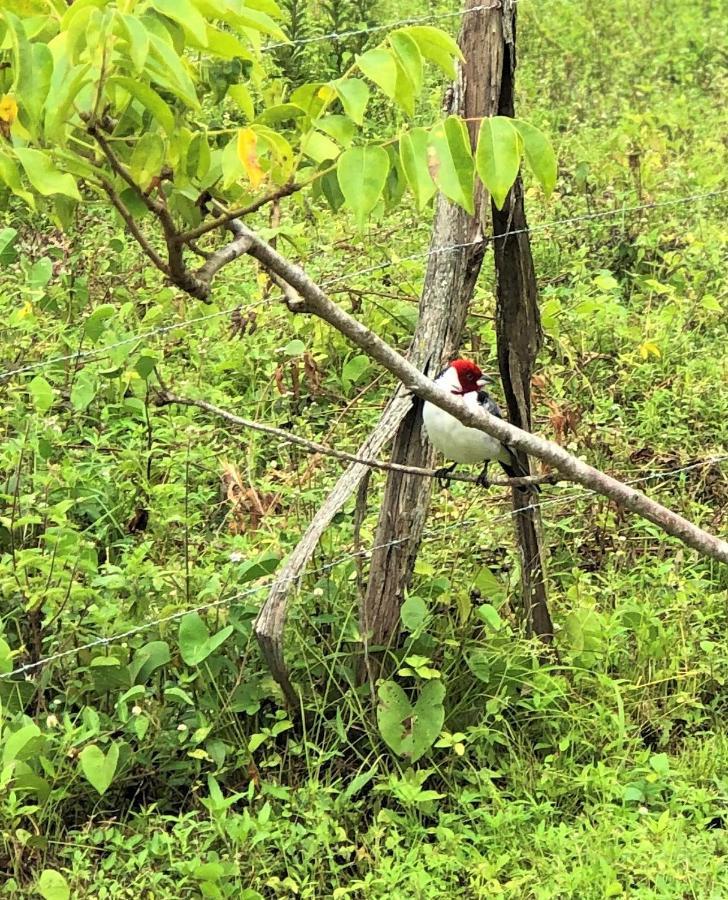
177,182 -> 302,245
155,387 -> 556,488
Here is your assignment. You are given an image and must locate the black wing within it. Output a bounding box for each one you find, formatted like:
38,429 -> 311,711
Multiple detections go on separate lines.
476,389 -> 503,418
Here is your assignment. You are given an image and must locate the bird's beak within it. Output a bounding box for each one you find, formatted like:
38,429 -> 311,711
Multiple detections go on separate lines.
476,375 -> 493,388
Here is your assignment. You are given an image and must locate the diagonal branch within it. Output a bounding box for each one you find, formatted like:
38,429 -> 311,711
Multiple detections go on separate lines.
236,222 -> 728,565
98,177 -> 170,277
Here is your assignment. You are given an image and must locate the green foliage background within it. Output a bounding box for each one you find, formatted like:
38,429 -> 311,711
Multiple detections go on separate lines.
1,0 -> 727,897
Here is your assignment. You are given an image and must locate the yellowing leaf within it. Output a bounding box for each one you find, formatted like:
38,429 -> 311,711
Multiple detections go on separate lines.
236,127 -> 265,188
638,341 -> 661,359
0,95 -> 18,124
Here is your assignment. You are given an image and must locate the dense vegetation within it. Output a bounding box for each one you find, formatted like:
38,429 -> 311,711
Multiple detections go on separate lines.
1,0 -> 727,896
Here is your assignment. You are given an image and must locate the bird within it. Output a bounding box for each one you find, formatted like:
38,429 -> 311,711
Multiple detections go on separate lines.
422,358 -> 539,492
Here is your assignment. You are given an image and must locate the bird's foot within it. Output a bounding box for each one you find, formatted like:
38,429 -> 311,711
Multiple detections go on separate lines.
434,463 -> 457,489
476,465 -> 491,489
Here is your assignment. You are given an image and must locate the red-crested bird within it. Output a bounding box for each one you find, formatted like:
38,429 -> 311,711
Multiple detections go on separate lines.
422,358 -> 538,492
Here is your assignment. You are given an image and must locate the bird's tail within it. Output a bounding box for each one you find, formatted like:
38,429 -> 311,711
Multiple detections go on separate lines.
499,450 -> 540,493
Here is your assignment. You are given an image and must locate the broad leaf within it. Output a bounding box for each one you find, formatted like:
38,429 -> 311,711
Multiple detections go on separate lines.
427,116 -> 474,214
336,145 -> 389,227
116,13 -> 150,73
0,149 -> 35,207
332,78 -> 369,126
14,148 -> 81,200
45,62 -> 91,144
400,128 -> 436,210
406,25 -> 463,78
110,77 -> 175,136
512,120 -> 557,197
70,369 -> 98,411
0,227 -> 18,265
389,30 -> 423,96
37,870 -> 70,900
377,680 -> 446,763
150,0 -> 209,46
79,743 -> 119,796
356,48 -> 397,101
237,127 -> 265,188
227,83 -> 255,120
179,612 -> 234,666
28,375 -> 55,413
475,116 -> 522,209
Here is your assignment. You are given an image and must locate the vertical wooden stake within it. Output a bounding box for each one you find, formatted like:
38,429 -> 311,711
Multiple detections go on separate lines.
492,1 -> 554,641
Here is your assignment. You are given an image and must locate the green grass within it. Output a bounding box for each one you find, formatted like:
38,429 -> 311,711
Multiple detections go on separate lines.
1,0 -> 727,896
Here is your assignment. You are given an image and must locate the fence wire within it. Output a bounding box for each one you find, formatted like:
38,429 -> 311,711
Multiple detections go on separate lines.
2,453 -> 725,683
261,2 -> 513,52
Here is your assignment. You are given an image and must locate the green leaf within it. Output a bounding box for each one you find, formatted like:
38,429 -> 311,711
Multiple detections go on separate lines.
109,77 -> 175,136
2,723 -> 42,766
408,680 -> 446,761
475,116 -> 522,210
79,742 -> 119,796
336,145 -> 389,227
70,369 -> 97,411
389,30 -> 423,96
14,148 -> 81,200
356,48 -> 397,101
179,613 -> 234,665
37,870 -> 70,900
205,25 -> 254,59
427,116 -> 474,213
315,115 -> 354,147
129,132 -> 165,187
401,595 -> 428,632
406,25 -> 463,78
400,128 -> 436,210
512,119 -> 557,197
341,354 -> 370,391
28,375 -> 55,413
0,226 -> 18,266
150,0 -> 208,46
24,42 -> 54,138
130,640 -> 171,684
476,603 -> 503,631
227,83 -> 255,120
300,130 -> 340,164
564,606 -> 605,664
147,33 -> 199,108
179,612 -> 211,666
332,78 -> 369,126
0,149 -> 35,208
116,13 -> 150,73
377,681 -> 412,756
45,63 -> 91,145
236,552 -> 280,582
283,339 -> 305,356
377,680 -> 445,763
84,304 -> 116,342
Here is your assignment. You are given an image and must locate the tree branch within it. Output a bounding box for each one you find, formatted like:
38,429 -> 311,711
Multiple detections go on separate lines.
235,223 -> 728,565
176,181 -> 302,245
99,177 -> 170,277
155,387 -> 555,488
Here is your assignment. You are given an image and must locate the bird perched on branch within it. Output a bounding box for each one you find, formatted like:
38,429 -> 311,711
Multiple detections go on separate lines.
422,358 -> 538,492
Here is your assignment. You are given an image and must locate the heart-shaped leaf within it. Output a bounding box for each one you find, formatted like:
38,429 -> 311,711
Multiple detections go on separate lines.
79,742 -> 119,796
377,680 -> 446,763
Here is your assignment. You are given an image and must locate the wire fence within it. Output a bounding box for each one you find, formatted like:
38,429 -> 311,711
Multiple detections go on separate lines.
2,453 -> 726,682
2,187 -> 725,384
261,2 -> 514,52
